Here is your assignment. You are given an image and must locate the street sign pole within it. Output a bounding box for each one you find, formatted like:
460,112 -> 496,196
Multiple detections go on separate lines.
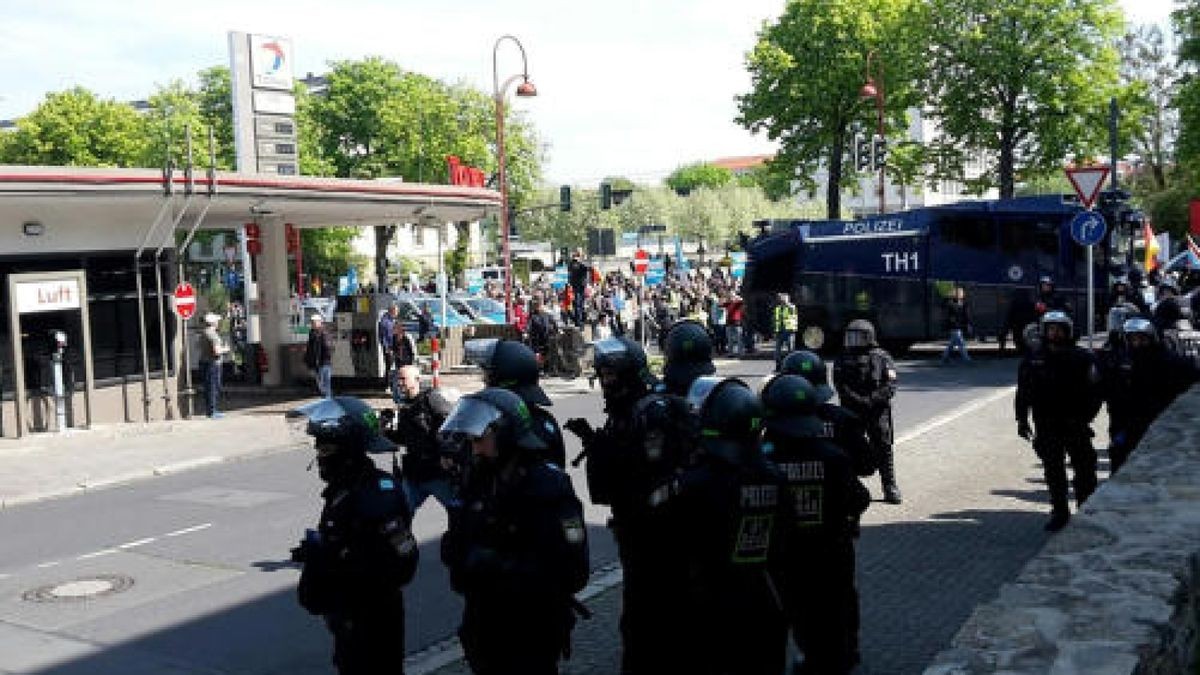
1067,206 -> 1108,351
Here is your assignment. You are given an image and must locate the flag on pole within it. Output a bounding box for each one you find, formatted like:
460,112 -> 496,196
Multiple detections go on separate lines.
1144,221 -> 1161,271
1188,233 -> 1200,269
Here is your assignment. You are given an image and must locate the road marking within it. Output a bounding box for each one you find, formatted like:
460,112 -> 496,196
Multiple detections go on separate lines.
895,386 -> 1017,447
77,549 -> 118,560
164,523 -> 213,538
116,537 -> 157,550
35,561 -> 60,569
0,573 -> 10,580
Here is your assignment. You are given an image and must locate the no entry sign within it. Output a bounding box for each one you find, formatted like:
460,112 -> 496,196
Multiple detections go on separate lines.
634,249 -> 649,275
173,282 -> 197,320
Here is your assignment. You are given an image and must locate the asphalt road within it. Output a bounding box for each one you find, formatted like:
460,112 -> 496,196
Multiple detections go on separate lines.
0,353 -> 1021,675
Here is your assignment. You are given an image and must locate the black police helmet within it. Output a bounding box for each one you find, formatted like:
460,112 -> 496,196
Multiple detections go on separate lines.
438,386 -> 547,454
778,350 -> 834,402
593,336 -> 656,387
466,338 -> 551,407
286,396 -> 396,455
760,374 -> 827,438
687,377 -> 763,461
663,320 -> 716,394
1040,310 -> 1073,341
844,319 -> 877,349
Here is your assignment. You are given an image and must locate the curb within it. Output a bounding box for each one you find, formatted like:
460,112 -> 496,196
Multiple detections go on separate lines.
405,562 -> 624,675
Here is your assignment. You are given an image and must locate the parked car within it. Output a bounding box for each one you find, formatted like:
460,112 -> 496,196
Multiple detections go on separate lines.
392,295 -> 473,337
450,298 -> 496,324
459,296 -> 508,324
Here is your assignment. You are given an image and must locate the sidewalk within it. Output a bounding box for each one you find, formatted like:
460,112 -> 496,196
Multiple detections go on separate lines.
0,369 -> 501,509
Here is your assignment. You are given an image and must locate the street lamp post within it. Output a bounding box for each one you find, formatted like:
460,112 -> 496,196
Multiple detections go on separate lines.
861,50 -> 886,215
493,35 -> 537,324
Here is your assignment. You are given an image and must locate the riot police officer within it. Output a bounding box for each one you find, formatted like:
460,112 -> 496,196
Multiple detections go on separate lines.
833,320 -> 902,504
1035,276 -> 1070,317
1015,311 -> 1102,532
287,397 -> 419,675
466,338 -> 566,467
674,376 -> 788,674
1103,318 -> 1200,474
762,375 -> 871,675
662,319 -> 717,396
781,350 -> 876,478
566,336 -> 692,674
439,388 -> 589,675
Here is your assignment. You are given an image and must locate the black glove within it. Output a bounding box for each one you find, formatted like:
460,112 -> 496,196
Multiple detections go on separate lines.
564,418 -> 596,444
1017,420 -> 1033,441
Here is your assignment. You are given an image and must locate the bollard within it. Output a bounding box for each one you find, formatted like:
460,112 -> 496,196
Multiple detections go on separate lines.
430,336 -> 441,389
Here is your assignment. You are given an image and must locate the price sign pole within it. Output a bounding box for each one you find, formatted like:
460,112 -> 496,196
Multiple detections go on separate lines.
1066,166 -> 1110,349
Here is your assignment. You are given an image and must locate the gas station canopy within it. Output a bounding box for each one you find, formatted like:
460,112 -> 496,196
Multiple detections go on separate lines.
0,165 -> 502,232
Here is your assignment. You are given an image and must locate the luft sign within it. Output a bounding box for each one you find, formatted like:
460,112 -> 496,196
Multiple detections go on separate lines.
14,279 -> 82,313
446,155 -> 487,188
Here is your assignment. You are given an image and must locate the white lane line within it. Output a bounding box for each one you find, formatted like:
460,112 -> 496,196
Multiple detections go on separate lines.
116,537 -> 157,550
35,561 -> 60,569
77,548 -> 118,560
0,573 -> 10,580
164,523 -> 212,538
895,386 -> 1017,447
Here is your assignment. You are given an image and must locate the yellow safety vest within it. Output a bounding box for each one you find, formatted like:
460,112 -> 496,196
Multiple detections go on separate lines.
774,304 -> 798,331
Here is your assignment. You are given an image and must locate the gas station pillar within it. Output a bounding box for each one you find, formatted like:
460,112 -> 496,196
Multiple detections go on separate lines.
256,220 -> 290,386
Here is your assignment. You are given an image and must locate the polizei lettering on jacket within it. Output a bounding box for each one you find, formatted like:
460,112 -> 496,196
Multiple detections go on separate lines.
740,484 -> 779,508
777,461 -> 824,482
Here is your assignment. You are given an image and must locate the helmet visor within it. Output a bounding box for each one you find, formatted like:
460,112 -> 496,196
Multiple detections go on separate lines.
438,397 -> 504,441
685,376 -> 726,414
592,337 -> 630,361
844,330 -> 870,348
463,338 -> 501,369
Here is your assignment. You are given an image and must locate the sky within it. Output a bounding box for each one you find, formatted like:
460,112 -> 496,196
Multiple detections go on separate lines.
0,0 -> 1181,186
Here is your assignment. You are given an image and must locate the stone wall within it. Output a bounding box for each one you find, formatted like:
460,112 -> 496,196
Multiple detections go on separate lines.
925,386 -> 1200,675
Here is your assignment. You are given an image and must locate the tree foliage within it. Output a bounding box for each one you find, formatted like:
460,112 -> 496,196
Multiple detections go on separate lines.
0,88 -> 148,166
737,0 -> 926,218
664,162 -> 734,193
924,0 -> 1124,198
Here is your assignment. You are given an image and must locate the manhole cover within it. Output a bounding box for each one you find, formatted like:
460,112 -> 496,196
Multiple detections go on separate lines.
23,574 -> 134,603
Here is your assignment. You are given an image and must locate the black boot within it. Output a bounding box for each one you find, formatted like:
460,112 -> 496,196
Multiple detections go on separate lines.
1044,509 -> 1070,532
878,448 -> 902,504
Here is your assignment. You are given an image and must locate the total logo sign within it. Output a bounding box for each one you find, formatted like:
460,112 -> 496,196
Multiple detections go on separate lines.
251,35 -> 294,91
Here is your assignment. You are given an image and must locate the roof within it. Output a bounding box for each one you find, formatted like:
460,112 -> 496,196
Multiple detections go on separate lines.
0,165 -> 501,232
710,155 -> 773,172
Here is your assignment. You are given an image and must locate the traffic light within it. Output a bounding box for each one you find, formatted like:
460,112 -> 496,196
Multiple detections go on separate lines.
855,135 -> 872,172
560,185 -> 572,212
872,136 -> 888,170
600,182 -> 613,210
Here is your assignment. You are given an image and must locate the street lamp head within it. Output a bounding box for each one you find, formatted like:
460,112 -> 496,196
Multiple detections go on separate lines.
516,78 -> 537,97
860,79 -> 879,100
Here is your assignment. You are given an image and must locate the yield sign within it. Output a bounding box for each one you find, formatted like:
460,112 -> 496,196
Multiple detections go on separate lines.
1064,166 -> 1110,210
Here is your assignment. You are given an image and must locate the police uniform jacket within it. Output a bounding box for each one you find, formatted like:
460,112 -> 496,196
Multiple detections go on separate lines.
833,347 -> 897,416
298,467 -> 418,616
1104,345 -> 1200,441
442,459 -> 589,608
1016,346 -> 1102,433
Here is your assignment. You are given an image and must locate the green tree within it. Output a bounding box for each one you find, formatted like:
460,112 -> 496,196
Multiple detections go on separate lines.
664,162 -> 734,194
301,227 -> 363,290
924,0 -> 1124,198
196,66 -> 236,169
738,0 -> 926,218
1117,26 -> 1171,190
0,87 -> 148,166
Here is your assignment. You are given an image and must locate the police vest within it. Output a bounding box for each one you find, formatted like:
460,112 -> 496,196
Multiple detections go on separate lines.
774,305 -> 798,332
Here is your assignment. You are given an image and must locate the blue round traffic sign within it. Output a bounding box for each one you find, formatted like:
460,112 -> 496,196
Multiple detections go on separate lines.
1069,211 -> 1107,246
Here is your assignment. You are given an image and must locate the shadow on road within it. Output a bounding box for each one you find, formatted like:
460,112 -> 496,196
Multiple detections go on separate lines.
27,523 -> 614,675
856,507 -> 1048,675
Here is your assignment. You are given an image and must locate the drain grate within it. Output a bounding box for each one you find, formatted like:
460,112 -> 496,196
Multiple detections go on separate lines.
23,574 -> 135,603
